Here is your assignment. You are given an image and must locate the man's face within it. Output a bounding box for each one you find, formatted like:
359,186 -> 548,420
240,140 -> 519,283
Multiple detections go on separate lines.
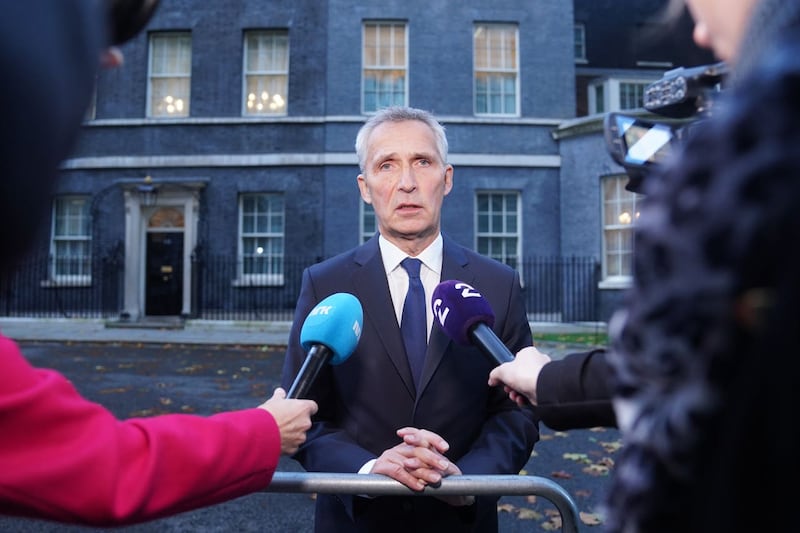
357,119 -> 453,252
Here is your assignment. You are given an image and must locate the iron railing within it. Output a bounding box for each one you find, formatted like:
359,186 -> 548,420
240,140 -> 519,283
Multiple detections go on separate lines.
264,472 -> 580,533
0,255 -> 600,323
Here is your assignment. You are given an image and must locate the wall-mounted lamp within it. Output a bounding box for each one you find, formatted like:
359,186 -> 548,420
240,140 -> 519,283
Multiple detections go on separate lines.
138,176 -> 158,206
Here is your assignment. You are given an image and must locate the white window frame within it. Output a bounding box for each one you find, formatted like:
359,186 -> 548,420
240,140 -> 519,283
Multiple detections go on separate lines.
473,23 -> 520,117
588,78 -> 653,114
242,29 -> 289,116
49,196 -> 92,286
600,174 -> 642,287
574,23 -> 587,63
362,21 -> 408,114
474,190 -> 522,272
360,202 -> 376,244
147,32 -> 192,118
237,193 -> 285,286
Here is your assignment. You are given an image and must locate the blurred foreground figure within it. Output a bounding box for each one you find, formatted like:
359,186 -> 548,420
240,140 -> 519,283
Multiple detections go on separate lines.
606,0 -> 800,531
0,0 -> 317,525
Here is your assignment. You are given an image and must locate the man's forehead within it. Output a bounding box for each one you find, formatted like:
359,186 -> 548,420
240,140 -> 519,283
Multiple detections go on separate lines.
367,122 -> 437,155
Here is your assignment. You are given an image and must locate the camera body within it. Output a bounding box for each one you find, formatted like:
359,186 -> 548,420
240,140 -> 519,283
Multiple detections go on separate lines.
603,61 -> 728,192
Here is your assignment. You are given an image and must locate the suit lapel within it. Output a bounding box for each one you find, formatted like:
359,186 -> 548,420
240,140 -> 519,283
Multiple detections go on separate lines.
417,235 -> 475,393
350,238 -> 417,396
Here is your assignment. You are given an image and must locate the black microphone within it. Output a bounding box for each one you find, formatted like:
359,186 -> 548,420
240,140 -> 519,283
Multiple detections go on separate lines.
287,292 -> 363,399
431,279 -> 514,366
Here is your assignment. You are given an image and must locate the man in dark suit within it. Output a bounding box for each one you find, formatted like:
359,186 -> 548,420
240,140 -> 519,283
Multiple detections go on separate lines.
280,106 -> 538,532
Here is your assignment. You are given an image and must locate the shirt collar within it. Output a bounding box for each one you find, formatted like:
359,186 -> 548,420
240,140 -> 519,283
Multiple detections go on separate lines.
379,234 -> 443,276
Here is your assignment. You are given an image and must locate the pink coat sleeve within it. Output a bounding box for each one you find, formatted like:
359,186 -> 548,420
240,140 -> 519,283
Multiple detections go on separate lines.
0,335 -> 282,526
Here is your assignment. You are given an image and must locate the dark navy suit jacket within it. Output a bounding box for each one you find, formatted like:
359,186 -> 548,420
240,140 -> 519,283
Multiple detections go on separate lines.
280,233 -> 538,532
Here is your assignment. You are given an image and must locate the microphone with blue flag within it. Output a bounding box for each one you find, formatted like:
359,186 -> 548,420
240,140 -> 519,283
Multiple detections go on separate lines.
287,292 -> 363,399
432,279 -> 515,366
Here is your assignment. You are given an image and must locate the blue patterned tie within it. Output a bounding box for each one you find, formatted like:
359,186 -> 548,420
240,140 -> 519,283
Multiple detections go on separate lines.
401,257 -> 427,386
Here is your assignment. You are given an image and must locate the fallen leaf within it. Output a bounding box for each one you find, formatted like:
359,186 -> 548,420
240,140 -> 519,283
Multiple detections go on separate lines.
541,516 -> 562,530
517,508 -> 542,520
597,457 -> 615,468
563,452 -> 590,464
497,503 -> 516,513
580,511 -> 604,525
600,440 -> 623,453
582,464 -> 610,476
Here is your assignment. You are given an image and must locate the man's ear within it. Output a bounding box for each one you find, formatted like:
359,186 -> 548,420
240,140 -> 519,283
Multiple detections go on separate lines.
357,174 -> 372,203
443,165 -> 454,196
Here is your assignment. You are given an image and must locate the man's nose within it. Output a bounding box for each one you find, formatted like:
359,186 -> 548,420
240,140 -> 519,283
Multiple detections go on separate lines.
398,165 -> 417,190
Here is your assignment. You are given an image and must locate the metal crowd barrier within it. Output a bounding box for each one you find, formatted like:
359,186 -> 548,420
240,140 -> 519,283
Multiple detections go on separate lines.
263,472 -> 580,532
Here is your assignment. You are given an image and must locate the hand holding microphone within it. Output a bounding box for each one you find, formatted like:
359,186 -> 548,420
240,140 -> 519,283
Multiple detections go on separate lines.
287,292 -> 363,398
431,279 -> 515,366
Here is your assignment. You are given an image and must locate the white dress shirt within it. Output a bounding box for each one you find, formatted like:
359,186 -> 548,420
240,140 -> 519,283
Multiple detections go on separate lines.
378,234 -> 443,340
357,234 -> 443,476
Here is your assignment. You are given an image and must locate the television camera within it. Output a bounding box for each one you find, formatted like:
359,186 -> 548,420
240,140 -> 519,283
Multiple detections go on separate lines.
603,61 -> 728,193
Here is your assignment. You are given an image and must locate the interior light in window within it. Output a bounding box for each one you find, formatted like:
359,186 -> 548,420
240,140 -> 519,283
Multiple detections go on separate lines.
160,95 -> 185,114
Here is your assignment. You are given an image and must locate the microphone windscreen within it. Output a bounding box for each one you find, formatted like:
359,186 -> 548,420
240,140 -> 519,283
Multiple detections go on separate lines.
432,279 -> 495,345
300,292 -> 363,364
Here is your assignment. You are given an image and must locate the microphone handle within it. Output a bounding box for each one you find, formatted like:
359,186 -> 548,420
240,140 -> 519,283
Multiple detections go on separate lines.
287,344 -> 333,399
469,322 -> 515,366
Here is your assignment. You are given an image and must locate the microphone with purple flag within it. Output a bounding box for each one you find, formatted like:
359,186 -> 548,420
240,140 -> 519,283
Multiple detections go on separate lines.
431,279 -> 515,366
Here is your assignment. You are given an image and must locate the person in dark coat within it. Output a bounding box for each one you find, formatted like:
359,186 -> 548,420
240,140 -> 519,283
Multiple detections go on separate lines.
489,346 -> 616,430
0,1 -> 318,525
605,0 -> 800,531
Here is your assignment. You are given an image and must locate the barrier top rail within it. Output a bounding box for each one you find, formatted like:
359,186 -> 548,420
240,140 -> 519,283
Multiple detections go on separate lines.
263,472 -> 581,533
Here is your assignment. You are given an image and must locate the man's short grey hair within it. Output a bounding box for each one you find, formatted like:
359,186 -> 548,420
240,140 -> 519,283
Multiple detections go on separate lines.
354,106 -> 449,172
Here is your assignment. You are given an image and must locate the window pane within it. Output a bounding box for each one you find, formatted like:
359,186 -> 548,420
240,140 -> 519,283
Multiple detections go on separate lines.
602,175 -> 641,280
363,22 -> 407,112
239,193 -> 285,278
574,24 -> 586,60
475,191 -> 521,270
149,33 -> 191,117
51,196 -> 91,279
473,24 -> 518,115
244,30 -> 289,116
594,84 -> 605,114
620,82 -> 647,110
360,203 -> 376,243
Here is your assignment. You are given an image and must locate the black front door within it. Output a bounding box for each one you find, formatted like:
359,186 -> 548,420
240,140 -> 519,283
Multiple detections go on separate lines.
145,232 -> 184,316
